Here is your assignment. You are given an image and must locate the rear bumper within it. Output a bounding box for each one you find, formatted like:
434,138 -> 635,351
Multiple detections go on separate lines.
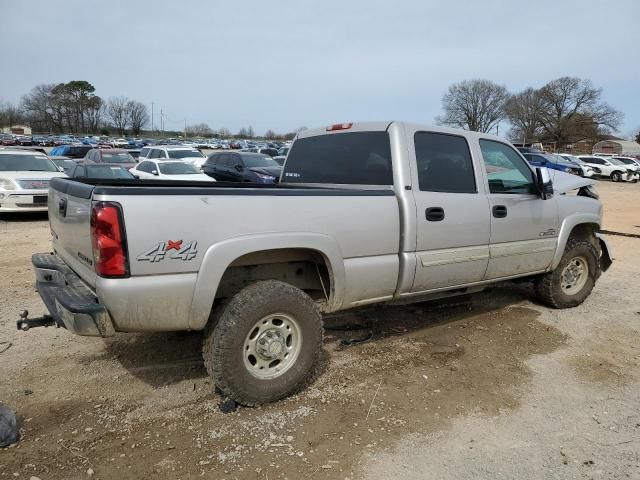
29,253 -> 115,337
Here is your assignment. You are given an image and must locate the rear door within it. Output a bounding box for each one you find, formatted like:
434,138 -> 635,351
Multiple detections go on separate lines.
408,130 -> 491,292
48,179 -> 97,287
478,139 -> 559,279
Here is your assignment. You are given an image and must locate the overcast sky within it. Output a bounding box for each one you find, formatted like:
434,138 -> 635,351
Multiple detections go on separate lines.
2,0 -> 639,137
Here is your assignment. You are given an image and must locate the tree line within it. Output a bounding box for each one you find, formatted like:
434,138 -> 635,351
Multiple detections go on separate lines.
436,77 -> 627,146
0,81 -> 149,136
185,123 -> 308,140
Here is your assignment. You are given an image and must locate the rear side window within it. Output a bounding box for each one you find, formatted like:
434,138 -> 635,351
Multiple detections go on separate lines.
414,132 -> 476,193
282,132 -> 393,185
140,147 -> 150,158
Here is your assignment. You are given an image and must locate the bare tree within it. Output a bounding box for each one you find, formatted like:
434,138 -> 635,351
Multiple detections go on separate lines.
504,88 -> 545,142
0,100 -> 24,128
264,129 -> 277,139
537,77 -> 622,145
436,79 -> 509,133
186,123 -> 213,137
106,96 -> 129,136
635,129 -> 640,144
217,127 -> 231,138
126,100 -> 149,136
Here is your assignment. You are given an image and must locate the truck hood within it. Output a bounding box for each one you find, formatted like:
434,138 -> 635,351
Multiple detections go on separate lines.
548,169 -> 595,194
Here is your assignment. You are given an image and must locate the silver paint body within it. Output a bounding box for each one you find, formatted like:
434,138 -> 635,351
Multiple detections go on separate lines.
47,122 -> 604,334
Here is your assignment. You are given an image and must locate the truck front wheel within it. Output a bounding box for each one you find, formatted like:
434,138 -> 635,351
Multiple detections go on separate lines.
202,280 -> 323,406
535,236 -> 600,308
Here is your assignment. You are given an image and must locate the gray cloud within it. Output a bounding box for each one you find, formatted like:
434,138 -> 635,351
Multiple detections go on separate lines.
1,0 -> 638,135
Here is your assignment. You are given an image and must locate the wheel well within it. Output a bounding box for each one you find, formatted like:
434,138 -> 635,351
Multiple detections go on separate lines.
610,170 -> 622,176
568,223 -> 599,242
216,248 -> 333,308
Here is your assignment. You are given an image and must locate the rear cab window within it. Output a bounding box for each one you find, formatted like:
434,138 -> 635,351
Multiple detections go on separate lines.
282,131 -> 393,185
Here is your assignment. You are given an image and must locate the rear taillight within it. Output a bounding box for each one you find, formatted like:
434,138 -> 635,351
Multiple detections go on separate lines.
326,123 -> 353,131
90,202 -> 129,277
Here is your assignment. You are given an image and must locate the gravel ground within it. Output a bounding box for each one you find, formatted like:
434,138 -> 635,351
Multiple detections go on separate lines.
0,180 -> 638,480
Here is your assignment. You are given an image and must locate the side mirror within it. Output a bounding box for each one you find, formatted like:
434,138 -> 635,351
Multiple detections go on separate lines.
151,170 -> 159,176
535,167 -> 553,200
234,164 -> 244,171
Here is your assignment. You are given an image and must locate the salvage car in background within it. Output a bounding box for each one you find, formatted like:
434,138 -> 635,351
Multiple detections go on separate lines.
522,153 -> 582,176
130,160 -> 215,181
202,152 -> 282,183
578,155 -> 639,182
83,148 -> 137,169
0,149 -> 66,212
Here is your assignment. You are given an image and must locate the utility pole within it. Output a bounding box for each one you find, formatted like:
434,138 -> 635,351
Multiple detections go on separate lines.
184,118 -> 187,139
151,101 -> 154,133
160,109 -> 163,137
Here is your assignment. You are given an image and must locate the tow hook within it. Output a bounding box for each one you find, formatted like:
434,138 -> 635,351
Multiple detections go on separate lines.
16,310 -> 57,331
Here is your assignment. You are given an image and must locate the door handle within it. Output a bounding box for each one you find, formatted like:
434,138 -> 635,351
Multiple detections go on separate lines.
425,207 -> 445,222
492,205 -> 507,218
58,198 -> 67,217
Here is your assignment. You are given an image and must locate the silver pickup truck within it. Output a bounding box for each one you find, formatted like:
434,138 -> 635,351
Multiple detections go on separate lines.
19,121 -> 612,405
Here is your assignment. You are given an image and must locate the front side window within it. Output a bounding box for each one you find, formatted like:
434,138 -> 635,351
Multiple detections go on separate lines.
479,140 -> 535,194
414,132 -> 476,193
282,131 -> 393,185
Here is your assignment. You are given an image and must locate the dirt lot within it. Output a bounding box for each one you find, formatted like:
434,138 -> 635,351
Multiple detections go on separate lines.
1,181 -> 639,480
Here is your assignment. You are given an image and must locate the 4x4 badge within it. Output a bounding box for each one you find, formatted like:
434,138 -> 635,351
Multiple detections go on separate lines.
137,240 -> 198,262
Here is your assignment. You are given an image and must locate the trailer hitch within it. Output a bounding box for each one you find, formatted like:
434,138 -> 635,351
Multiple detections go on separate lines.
16,310 -> 57,331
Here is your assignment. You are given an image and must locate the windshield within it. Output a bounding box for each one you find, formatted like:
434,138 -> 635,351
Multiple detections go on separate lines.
242,155 -> 281,168
53,159 -> 76,170
167,150 -> 204,159
158,162 -> 200,174
85,165 -> 135,179
101,152 -> 134,163
0,154 -> 58,172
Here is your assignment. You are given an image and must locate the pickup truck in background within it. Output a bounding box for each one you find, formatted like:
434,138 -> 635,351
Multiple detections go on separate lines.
19,121 -> 613,405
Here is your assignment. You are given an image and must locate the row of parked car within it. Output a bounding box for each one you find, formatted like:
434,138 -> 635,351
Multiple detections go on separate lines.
516,147 -> 640,183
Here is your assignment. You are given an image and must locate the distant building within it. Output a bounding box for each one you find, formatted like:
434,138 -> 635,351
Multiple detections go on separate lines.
1,125 -> 32,135
592,140 -> 640,156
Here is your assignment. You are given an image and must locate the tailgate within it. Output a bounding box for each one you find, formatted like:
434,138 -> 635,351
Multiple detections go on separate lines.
48,178 -> 97,288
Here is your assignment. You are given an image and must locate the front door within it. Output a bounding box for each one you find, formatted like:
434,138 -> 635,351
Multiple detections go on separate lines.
410,130 -> 491,292
478,139 -> 559,280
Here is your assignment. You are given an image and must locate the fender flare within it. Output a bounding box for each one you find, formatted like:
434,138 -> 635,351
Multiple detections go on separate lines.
187,232 -> 345,330
550,213 -> 601,270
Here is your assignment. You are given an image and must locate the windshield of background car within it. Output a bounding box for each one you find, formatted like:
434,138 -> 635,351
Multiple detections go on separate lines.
282,131 -> 393,185
0,154 -> 58,172
101,152 -> 134,163
167,150 -> 204,159
242,155 -> 280,168
158,162 -> 200,174
85,165 -> 135,179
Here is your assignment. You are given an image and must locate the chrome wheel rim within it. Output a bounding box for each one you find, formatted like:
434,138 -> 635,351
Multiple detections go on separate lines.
560,256 -> 588,295
242,313 -> 302,380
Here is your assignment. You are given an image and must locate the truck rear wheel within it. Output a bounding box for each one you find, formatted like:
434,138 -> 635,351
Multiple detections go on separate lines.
535,236 -> 600,308
202,280 -> 323,406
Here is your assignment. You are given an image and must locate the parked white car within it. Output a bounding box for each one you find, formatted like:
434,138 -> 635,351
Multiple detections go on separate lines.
0,149 -> 66,212
138,146 -> 207,167
577,155 -> 639,182
130,160 -> 215,181
557,154 -> 595,178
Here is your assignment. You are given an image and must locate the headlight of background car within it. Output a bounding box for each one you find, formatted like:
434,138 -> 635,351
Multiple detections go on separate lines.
254,172 -> 275,180
0,178 -> 17,190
